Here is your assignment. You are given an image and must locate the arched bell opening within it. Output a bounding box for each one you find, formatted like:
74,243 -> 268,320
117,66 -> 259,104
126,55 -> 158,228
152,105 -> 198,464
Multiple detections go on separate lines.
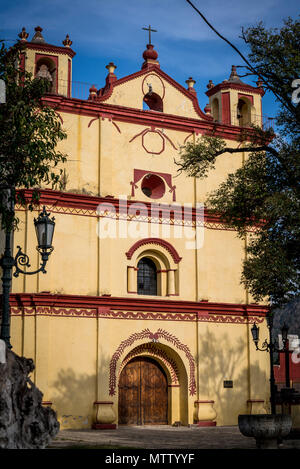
143,92 -> 163,112
211,97 -> 220,122
35,56 -> 57,93
237,98 -> 251,127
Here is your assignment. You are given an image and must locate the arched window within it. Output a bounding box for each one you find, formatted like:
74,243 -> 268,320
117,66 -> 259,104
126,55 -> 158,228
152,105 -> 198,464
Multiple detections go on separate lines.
137,257 -> 157,296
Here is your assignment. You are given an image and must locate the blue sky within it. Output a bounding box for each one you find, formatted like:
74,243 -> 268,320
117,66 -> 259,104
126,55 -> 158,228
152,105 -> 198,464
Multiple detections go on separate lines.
0,0 -> 299,117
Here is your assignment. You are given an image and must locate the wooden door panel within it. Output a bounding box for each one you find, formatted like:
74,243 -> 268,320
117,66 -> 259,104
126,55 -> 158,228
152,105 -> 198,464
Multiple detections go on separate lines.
142,359 -> 168,424
118,357 -> 168,425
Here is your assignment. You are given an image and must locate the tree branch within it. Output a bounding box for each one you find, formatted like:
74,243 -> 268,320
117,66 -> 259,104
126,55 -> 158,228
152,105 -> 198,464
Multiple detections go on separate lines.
185,0 -> 293,114
213,145 -> 279,158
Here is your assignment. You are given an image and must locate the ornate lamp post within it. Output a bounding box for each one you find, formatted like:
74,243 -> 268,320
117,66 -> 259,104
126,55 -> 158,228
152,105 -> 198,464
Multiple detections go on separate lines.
251,317 -> 291,414
0,206 -> 55,349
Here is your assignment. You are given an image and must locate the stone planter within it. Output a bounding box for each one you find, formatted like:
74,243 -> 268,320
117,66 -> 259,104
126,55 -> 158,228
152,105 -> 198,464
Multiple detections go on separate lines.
247,399 -> 266,415
194,400 -> 217,426
238,414 -> 292,449
92,401 -> 116,430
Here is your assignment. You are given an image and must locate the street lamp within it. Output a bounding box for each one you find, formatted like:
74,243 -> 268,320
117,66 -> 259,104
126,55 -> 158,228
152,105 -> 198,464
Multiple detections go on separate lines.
251,318 -> 291,414
0,206 -> 55,348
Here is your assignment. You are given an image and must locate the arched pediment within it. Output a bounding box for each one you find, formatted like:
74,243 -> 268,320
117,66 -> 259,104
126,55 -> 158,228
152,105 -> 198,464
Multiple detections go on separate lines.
125,238 -> 182,265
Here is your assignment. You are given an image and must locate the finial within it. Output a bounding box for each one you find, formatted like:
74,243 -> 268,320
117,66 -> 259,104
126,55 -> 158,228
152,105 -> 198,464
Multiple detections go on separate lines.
204,104 -> 211,115
18,27 -> 29,42
229,65 -> 239,81
106,62 -> 117,74
31,26 -> 45,44
186,77 -> 196,94
207,80 -> 214,89
88,85 -> 98,101
142,44 -> 159,69
62,34 -> 72,47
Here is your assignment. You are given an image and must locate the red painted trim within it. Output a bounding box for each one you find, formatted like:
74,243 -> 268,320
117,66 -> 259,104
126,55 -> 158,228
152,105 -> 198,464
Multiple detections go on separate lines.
125,238 -> 182,264
142,129 -> 165,154
105,65 -> 211,121
221,92 -> 231,126
15,188 -> 262,232
41,94 -> 254,142
131,169 -> 176,201
25,41 -> 76,59
206,81 -> 264,97
109,328 -> 196,396
7,293 -> 269,318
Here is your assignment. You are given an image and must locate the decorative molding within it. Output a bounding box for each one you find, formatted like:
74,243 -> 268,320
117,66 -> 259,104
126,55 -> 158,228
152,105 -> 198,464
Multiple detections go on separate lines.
7,293 -> 269,320
119,343 -> 180,385
125,238 -> 182,264
129,127 -> 177,154
9,306 -> 265,325
15,188 -> 261,232
41,93 -> 250,142
25,41 -> 76,59
109,328 -> 196,396
97,310 -> 197,322
131,169 -> 176,200
206,81 -> 264,98
142,73 -> 165,99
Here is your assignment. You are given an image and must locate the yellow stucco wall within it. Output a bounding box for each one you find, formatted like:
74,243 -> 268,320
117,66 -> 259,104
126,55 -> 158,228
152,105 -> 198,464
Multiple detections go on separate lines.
0,40 -> 272,429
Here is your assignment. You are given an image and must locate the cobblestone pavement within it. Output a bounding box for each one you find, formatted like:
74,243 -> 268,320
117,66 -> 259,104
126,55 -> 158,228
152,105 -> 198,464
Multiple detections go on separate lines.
47,425 -> 300,450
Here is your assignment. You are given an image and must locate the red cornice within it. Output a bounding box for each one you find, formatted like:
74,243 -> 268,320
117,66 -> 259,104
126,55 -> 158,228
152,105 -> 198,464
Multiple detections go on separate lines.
16,188 -> 226,225
41,94 -> 248,141
25,42 -> 76,59
206,81 -> 264,97
7,292 -> 268,317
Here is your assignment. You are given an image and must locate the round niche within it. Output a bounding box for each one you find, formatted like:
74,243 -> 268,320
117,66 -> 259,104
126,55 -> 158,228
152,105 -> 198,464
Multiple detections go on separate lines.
141,174 -> 165,199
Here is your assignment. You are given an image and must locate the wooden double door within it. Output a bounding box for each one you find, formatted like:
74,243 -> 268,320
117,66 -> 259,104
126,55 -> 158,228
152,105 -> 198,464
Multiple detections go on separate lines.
118,357 -> 168,425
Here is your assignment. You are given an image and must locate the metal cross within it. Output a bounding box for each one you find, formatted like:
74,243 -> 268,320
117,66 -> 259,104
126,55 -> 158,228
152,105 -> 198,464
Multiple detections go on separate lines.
142,25 -> 157,45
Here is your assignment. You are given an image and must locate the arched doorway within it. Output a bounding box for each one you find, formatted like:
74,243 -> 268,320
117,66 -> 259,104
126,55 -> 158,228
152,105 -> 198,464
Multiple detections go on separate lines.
118,357 -> 168,425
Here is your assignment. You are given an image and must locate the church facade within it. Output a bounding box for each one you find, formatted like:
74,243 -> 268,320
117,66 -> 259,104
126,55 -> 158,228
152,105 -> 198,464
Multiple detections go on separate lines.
7,26 -> 270,429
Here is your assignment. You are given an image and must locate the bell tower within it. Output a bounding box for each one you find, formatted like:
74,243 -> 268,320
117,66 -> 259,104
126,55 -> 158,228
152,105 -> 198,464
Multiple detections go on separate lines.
18,26 -> 76,98
205,66 -> 264,128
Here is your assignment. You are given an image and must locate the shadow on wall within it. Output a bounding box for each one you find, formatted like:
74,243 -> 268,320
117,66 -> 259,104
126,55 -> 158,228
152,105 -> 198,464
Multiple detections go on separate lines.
197,328 -> 269,425
51,368 -> 97,428
51,353 -> 112,429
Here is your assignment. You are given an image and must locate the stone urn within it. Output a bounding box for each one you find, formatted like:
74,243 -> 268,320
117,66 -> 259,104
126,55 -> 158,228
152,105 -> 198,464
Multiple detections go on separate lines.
238,414 -> 292,449
92,401 -> 116,430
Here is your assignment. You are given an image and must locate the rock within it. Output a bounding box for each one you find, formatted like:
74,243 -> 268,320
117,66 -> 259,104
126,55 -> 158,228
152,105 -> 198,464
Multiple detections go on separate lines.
0,346 -> 59,449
